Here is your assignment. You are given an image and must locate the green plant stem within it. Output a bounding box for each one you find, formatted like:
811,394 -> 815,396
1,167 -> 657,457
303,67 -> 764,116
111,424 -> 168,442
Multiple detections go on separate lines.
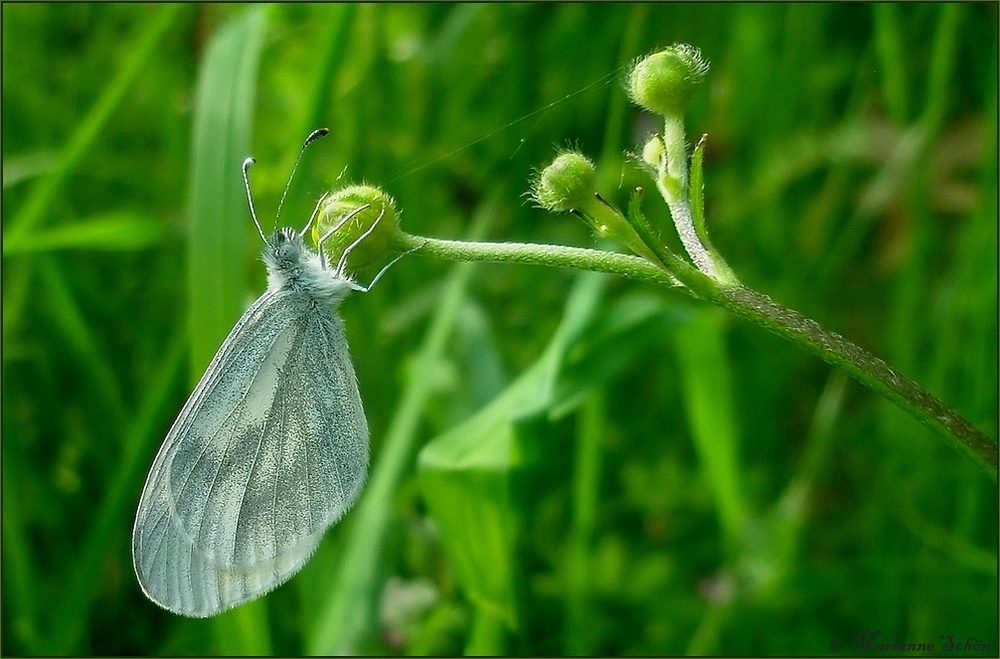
394,231 -> 681,289
711,286 -> 997,478
662,113 -> 689,193
654,115 -> 740,284
392,231 -> 997,479
657,186 -> 719,277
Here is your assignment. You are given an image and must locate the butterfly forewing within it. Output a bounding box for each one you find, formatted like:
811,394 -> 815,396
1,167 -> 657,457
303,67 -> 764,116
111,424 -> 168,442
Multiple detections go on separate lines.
133,288 -> 369,617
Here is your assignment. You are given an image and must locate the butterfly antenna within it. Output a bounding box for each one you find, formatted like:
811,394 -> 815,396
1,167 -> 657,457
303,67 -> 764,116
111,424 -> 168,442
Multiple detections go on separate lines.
299,190 -> 332,238
242,157 -> 267,243
276,127 -> 330,228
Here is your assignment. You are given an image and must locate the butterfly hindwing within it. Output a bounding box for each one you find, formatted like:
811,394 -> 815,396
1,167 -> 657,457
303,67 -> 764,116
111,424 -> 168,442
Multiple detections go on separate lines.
133,289 -> 368,617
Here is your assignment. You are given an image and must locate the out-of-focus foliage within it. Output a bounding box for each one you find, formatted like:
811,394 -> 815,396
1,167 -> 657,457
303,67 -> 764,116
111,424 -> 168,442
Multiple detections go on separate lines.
3,4 -> 995,655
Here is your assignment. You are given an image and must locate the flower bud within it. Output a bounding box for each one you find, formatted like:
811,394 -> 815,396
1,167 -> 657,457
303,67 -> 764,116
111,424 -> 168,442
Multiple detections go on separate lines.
531,151 -> 597,213
627,44 -> 709,117
641,134 -> 665,170
313,184 -> 398,271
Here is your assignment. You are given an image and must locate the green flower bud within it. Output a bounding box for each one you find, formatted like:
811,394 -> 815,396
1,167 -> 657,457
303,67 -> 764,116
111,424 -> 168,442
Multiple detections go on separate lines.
531,151 -> 662,264
531,151 -> 597,213
641,134 -> 665,170
313,184 -> 398,271
627,44 -> 709,117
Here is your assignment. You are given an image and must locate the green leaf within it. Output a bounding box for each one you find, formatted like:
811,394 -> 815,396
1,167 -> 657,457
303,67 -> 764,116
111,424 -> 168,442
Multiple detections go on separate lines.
188,5 -> 268,379
672,308 -> 746,552
553,290 -> 689,418
42,332 -> 188,655
3,4 -> 185,247
2,150 -> 57,189
419,419 -> 525,632
186,6 -> 270,654
2,212 -> 171,253
415,272 -> 606,651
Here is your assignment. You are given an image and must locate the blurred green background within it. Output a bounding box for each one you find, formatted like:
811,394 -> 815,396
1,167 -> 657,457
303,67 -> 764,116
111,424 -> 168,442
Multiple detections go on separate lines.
3,4 -> 996,656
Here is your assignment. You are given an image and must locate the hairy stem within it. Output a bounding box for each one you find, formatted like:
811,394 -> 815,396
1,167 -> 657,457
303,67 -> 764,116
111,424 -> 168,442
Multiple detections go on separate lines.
394,231 -> 680,289
710,286 -> 997,478
392,230 -> 997,479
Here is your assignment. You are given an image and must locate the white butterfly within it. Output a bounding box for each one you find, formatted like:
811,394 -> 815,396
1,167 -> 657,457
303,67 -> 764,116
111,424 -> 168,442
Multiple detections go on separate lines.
133,129 -> 392,617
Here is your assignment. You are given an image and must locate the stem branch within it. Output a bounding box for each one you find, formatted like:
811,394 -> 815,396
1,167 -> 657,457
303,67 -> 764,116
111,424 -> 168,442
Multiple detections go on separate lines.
393,230 -> 997,479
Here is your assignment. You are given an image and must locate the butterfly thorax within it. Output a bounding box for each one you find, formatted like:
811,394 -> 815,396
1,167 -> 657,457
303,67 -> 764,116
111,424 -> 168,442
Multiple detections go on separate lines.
263,228 -> 353,307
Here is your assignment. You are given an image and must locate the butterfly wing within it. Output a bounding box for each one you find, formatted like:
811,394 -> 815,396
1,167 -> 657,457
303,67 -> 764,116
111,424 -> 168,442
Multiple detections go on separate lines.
132,289 -> 369,617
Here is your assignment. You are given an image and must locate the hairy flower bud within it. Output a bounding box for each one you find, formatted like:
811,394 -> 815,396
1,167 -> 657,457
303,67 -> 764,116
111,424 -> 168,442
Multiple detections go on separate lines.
641,135 -> 665,170
531,151 -> 597,213
314,184 -> 398,271
627,44 -> 709,117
